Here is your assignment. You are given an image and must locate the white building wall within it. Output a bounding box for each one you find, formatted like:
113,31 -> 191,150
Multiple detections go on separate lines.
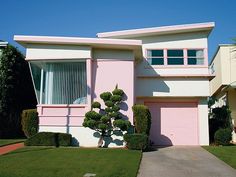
26,44 -> 91,60
198,98 -> 209,145
39,126 -> 125,147
136,78 -> 209,97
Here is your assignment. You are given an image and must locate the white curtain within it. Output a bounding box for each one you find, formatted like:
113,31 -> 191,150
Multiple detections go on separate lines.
30,61 -> 87,104
44,62 -> 87,104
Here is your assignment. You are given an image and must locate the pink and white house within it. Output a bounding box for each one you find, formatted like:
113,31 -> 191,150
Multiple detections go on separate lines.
14,22 -> 215,147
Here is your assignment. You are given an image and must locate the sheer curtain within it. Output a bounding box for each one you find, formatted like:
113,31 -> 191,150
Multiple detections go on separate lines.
44,62 -> 87,104
30,61 -> 87,104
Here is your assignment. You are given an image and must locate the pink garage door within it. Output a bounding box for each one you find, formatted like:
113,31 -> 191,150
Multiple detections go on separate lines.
145,102 -> 198,146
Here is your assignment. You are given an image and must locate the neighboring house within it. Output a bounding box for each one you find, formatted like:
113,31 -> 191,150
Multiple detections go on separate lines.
14,22 -> 214,147
209,44 -> 236,142
0,40 -> 8,55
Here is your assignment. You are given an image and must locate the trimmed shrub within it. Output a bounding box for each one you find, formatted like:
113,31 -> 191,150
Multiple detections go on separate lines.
25,132 -> 72,146
25,132 -> 56,146
112,88 -> 124,96
92,102 -> 101,109
21,109 -> 39,138
124,133 -> 148,150
111,95 -> 122,102
100,92 -> 112,101
58,133 -> 72,146
132,105 -> 151,135
214,128 -> 232,145
105,100 -> 114,107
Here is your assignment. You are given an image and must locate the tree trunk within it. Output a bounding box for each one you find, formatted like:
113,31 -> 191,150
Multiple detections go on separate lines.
98,135 -> 103,147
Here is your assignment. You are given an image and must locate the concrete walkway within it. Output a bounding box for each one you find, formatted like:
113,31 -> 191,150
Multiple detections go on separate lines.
138,146 -> 236,177
0,143 -> 24,155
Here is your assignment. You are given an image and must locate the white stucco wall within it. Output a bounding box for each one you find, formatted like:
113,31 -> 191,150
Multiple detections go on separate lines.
198,98 -> 209,145
26,44 -> 91,60
136,78 -> 210,97
39,126 -> 125,147
140,32 -> 208,52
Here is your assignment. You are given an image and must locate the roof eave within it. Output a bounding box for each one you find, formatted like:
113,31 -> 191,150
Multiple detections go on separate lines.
14,35 -> 142,50
97,22 -> 215,38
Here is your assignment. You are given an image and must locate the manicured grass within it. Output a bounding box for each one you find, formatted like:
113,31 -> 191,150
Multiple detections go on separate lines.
203,146 -> 236,169
0,147 -> 142,177
0,139 -> 25,147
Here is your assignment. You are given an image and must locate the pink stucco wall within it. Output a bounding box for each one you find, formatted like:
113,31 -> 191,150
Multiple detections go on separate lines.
92,60 -> 134,124
37,104 -> 87,126
37,58 -> 135,126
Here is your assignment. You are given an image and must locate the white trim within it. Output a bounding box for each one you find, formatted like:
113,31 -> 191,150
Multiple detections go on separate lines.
97,22 -> 215,38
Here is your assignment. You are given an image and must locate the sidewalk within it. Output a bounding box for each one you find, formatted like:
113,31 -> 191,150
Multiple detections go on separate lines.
0,143 -> 24,155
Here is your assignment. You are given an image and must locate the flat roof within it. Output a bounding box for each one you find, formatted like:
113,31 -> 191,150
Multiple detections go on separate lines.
209,44 -> 236,65
0,41 -> 8,46
97,22 -> 215,38
14,35 -> 142,50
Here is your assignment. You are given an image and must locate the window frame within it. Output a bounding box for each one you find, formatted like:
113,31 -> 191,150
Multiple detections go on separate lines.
167,49 -> 184,65
146,49 -> 165,65
29,60 -> 88,105
187,49 -> 205,65
146,48 -> 207,67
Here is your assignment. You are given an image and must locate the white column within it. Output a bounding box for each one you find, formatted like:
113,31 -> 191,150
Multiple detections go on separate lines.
198,98 -> 209,145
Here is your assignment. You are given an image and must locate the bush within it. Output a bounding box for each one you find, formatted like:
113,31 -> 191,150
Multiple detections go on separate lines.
124,133 -> 148,150
21,109 -> 39,138
209,106 -> 233,143
100,92 -> 112,101
132,105 -> 151,135
92,102 -> 101,109
25,132 -> 72,146
58,133 -> 72,146
25,132 -> 56,146
112,88 -> 124,96
214,128 -> 232,145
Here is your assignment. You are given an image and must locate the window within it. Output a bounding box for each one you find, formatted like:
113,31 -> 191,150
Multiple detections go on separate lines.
146,49 -> 205,66
210,63 -> 215,74
30,61 -> 87,104
187,49 -> 204,65
167,50 -> 184,65
147,50 -> 164,65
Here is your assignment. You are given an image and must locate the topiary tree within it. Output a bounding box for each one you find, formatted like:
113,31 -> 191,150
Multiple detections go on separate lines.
83,86 -> 131,147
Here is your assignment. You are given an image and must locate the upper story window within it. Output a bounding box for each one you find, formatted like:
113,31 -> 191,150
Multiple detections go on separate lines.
147,50 -> 164,65
187,49 -> 204,65
30,61 -> 87,104
167,50 -> 184,65
147,49 -> 205,66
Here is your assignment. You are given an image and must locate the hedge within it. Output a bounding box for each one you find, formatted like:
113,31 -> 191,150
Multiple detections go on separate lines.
132,105 -> 151,135
21,109 -> 39,138
214,128 -> 232,145
25,132 -> 72,147
124,133 -> 148,150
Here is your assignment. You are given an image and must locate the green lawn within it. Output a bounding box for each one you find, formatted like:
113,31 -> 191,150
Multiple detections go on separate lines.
0,147 -> 142,177
0,139 -> 25,147
203,146 -> 236,169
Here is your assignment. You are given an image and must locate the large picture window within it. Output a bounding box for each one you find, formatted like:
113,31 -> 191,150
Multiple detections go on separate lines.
30,61 -> 87,104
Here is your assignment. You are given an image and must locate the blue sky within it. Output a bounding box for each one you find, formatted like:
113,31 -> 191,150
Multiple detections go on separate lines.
1,0 -> 235,61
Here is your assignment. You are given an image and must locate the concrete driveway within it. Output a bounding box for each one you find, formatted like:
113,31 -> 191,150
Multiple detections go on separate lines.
138,146 -> 236,177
